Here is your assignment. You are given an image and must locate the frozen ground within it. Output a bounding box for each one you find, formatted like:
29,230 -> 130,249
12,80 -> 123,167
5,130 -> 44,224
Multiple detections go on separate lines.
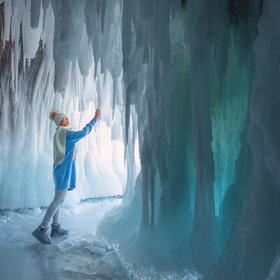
0,197 -> 199,280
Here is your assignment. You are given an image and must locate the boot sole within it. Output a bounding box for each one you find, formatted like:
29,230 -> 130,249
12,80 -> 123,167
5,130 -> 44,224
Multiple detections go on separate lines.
50,231 -> 69,238
50,233 -> 69,240
32,231 -> 51,245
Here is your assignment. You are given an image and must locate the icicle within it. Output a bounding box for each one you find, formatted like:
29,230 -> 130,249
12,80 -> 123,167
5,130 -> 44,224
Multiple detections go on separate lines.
30,0 -> 41,28
101,0 -> 107,33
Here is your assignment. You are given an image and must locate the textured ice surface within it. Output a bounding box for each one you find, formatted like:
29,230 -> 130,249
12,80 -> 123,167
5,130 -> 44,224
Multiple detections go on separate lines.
0,197 -> 129,280
0,197 -> 198,280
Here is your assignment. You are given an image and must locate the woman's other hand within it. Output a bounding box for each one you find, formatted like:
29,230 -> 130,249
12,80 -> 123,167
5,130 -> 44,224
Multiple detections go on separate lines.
95,109 -> 101,119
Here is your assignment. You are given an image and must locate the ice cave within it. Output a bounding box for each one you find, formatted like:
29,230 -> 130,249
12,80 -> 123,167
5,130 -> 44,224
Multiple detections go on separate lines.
0,0 -> 280,279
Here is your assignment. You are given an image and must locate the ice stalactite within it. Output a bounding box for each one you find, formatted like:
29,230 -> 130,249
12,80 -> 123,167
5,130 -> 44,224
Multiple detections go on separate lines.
99,0 -> 272,276
186,1 -> 218,271
100,0 -> 196,269
208,0 -> 280,279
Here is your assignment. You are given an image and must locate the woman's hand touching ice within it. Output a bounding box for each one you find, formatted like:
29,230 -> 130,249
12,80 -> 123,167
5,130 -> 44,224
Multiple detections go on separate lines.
95,109 -> 101,119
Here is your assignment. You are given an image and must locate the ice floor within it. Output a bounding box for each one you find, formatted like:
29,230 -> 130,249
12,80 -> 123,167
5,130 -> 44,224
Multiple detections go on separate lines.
0,197 -> 199,280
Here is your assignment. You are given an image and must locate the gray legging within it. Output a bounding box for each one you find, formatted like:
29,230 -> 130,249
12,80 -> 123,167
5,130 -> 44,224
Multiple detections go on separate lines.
41,189 -> 68,228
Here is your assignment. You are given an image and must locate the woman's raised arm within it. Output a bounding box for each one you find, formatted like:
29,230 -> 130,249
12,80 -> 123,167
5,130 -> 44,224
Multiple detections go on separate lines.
67,109 -> 101,144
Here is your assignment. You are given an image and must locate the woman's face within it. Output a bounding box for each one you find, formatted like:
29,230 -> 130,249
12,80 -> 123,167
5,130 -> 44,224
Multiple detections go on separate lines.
59,117 -> 69,127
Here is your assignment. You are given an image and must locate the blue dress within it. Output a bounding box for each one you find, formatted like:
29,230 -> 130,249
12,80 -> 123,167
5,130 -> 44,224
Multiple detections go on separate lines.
53,117 -> 97,190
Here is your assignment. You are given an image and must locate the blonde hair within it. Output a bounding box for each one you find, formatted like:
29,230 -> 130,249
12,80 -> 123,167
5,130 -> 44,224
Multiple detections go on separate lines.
49,111 -> 58,121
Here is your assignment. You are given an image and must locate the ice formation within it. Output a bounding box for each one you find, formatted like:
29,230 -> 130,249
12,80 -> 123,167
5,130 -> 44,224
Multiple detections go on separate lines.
1,0 -> 280,279
0,0 -> 134,209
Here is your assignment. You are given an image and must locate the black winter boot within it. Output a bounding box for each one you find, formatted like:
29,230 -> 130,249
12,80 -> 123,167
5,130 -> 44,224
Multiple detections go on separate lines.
32,225 -> 52,245
50,223 -> 69,237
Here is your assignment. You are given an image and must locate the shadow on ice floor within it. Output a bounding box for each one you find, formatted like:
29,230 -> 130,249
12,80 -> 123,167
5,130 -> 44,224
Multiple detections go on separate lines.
0,197 -> 200,280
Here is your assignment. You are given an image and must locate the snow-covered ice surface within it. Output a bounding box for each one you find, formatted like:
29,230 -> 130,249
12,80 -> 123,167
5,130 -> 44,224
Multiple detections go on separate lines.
0,196 -> 129,280
0,196 -> 199,280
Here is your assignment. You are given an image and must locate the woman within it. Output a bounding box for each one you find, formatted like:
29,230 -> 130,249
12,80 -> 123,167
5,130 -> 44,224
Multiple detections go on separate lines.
32,109 -> 101,244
